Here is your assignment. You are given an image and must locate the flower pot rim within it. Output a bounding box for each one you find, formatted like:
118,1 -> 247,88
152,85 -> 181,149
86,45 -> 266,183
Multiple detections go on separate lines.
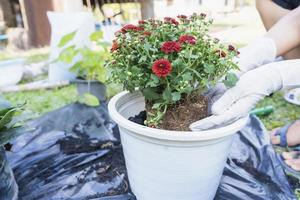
74,79 -> 101,83
108,91 -> 248,142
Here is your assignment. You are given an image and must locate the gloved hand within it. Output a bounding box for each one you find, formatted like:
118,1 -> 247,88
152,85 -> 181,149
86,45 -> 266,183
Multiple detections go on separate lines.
191,59 -> 300,131
209,37 -> 277,101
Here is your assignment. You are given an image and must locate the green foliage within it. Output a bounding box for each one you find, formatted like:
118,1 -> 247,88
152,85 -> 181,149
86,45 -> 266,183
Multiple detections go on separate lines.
57,30 -> 109,83
0,100 -> 27,146
256,92 -> 300,130
3,85 -> 77,115
223,73 -> 238,87
58,31 -> 76,48
78,93 -> 100,107
107,14 -> 239,126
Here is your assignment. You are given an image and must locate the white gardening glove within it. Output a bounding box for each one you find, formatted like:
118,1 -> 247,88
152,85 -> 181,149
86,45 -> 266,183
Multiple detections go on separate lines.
209,37 -> 277,101
191,59 -> 300,131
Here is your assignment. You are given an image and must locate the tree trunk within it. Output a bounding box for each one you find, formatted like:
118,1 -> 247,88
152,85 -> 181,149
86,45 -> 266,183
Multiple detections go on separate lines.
0,0 -> 16,27
140,0 -> 154,19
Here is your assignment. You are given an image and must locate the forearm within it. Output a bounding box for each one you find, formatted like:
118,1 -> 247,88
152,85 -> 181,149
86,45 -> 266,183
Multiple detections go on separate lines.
265,6 -> 300,56
255,0 -> 289,30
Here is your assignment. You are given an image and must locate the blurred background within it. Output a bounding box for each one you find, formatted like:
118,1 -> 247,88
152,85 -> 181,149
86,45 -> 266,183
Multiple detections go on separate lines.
0,0 -> 299,131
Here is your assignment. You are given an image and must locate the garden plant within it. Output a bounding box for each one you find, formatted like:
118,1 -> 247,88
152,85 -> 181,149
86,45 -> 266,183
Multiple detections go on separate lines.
107,14 -> 247,200
58,30 -> 110,106
107,13 -> 239,130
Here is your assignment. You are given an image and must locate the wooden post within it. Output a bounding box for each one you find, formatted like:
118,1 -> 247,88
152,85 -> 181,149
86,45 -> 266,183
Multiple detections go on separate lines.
140,0 -> 154,20
0,0 -> 16,27
22,0 -> 54,47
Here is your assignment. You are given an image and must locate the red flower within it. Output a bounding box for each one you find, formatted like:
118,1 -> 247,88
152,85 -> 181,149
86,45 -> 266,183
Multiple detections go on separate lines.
161,41 -> 181,54
215,50 -> 226,58
138,20 -> 146,25
200,13 -> 207,18
152,59 -> 172,77
164,17 -> 179,25
177,15 -> 187,19
143,31 -> 151,36
228,45 -> 235,51
121,24 -> 143,33
111,41 -> 119,52
179,35 -> 196,45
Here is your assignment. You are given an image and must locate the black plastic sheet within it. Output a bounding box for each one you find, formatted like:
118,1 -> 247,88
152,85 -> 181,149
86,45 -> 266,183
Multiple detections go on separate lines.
5,102 -> 297,200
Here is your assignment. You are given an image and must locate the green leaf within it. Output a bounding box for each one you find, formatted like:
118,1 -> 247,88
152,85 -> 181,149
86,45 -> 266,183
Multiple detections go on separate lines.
58,31 -> 76,47
58,45 -> 77,64
144,43 -> 151,51
138,56 -> 147,63
162,88 -> 172,102
0,107 -> 16,131
90,31 -> 103,41
142,88 -> 160,101
204,63 -> 215,74
182,72 -> 193,81
152,103 -> 161,109
146,74 -> 160,87
79,93 -> 100,107
223,73 -> 239,88
0,126 -> 30,146
190,54 -> 199,59
171,92 -> 181,102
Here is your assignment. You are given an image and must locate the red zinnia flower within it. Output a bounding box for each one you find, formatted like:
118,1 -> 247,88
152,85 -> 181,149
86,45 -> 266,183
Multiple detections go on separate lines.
164,17 -> 179,25
138,20 -> 146,25
200,13 -> 207,18
161,41 -> 181,54
152,59 -> 172,77
215,50 -> 226,58
177,15 -> 187,19
111,41 -> 119,52
179,35 -> 196,45
121,24 -> 143,33
228,45 -> 235,51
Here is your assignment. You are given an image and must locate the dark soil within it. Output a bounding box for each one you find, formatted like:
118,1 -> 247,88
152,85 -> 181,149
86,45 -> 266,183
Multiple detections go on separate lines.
146,94 -> 209,131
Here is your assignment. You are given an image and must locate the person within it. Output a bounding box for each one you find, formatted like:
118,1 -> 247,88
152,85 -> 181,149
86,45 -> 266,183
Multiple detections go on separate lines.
190,2 -> 300,172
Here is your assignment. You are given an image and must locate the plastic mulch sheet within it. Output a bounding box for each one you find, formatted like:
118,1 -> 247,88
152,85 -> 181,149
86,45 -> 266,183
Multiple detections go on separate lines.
5,102 -> 298,200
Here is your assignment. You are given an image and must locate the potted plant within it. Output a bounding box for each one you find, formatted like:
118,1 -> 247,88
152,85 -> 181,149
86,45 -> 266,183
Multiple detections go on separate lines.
0,99 -> 27,200
58,30 -> 110,106
107,14 -> 248,200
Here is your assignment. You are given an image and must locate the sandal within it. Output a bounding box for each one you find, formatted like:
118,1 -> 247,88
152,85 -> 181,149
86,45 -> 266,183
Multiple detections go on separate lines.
273,120 -> 300,148
277,146 -> 300,179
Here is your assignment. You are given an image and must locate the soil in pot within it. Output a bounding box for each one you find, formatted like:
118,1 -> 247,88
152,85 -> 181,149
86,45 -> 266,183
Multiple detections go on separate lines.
145,94 -> 209,131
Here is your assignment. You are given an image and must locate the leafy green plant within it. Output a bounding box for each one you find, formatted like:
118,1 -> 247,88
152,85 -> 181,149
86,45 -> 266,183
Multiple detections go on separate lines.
57,31 -> 111,106
58,31 -> 110,83
107,14 -> 239,126
0,99 -> 27,146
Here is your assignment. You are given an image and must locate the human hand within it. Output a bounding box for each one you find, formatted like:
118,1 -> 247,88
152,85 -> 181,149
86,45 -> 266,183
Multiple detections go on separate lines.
191,60 -> 300,131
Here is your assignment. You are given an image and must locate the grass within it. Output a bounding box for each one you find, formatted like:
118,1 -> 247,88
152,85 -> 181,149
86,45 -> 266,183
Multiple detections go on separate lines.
2,85 -> 77,116
4,86 -> 299,130
0,47 -> 49,63
256,92 -> 300,130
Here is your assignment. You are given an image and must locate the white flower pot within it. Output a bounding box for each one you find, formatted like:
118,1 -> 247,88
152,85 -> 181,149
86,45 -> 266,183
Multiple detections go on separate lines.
0,59 -> 24,88
108,91 -> 248,200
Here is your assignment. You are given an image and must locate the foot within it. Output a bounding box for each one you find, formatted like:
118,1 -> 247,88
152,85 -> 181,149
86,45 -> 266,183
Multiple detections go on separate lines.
282,151 -> 300,171
269,120 -> 300,146
269,120 -> 300,171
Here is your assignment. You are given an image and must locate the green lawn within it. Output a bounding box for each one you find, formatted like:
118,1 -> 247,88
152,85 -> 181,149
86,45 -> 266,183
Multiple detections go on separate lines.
4,86 -> 300,131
